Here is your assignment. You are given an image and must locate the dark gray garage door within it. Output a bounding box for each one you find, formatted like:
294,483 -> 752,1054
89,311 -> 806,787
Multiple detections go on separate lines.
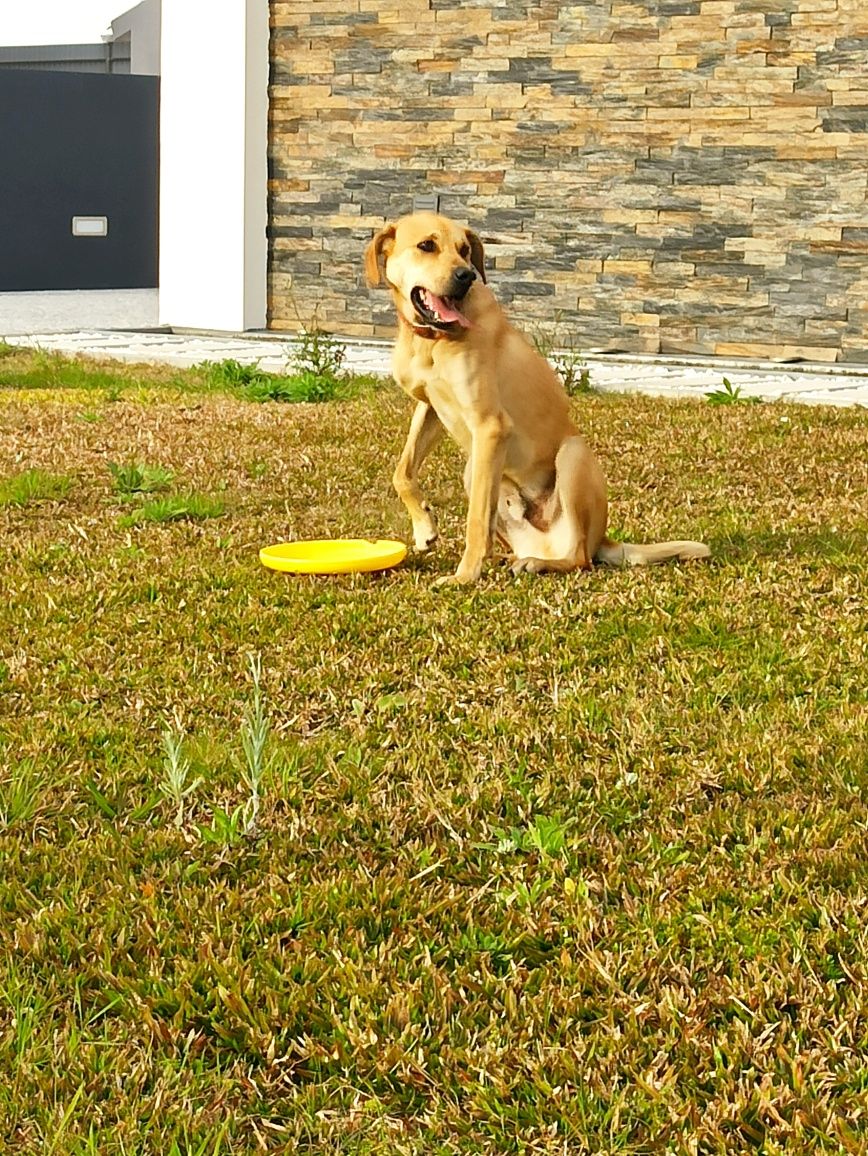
0,69 -> 159,291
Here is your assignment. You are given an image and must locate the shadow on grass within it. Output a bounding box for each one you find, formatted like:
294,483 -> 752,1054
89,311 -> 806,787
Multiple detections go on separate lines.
712,525 -> 866,563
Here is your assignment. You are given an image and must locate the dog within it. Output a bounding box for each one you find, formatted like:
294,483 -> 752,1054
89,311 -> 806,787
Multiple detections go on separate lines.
365,212 -> 709,584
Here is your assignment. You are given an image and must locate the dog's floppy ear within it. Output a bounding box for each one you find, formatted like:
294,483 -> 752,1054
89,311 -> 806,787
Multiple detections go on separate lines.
364,224 -> 396,287
466,229 -> 487,284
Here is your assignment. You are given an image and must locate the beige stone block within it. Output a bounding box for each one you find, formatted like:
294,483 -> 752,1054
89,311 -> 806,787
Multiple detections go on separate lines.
602,209 -> 658,225
766,51 -> 825,66
653,262 -> 698,278
604,259 -> 654,275
774,145 -> 839,159
434,9 -> 493,29
657,54 -> 699,68
790,14 -> 839,29
715,342 -> 839,362
483,91 -> 528,109
658,211 -> 702,226
723,237 -> 784,253
452,107 -> 493,121
832,91 -> 868,107
561,43 -> 625,58
621,312 -> 661,326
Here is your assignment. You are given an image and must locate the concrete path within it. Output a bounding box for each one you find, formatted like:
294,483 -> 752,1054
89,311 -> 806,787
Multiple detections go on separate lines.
4,325 -> 868,407
0,289 -> 158,335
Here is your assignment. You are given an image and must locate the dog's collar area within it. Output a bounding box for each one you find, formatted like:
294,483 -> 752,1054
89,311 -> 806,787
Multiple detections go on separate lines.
400,313 -> 458,341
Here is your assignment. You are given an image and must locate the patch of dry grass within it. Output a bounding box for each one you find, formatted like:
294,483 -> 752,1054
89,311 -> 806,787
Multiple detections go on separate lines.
0,348 -> 866,1153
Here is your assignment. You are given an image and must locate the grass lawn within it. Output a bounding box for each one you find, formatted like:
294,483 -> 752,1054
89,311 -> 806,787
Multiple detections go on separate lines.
0,343 -> 866,1154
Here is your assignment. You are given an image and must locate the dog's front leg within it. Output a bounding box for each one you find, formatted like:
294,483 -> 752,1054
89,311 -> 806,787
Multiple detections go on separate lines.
393,401 -> 444,552
440,410 -> 511,585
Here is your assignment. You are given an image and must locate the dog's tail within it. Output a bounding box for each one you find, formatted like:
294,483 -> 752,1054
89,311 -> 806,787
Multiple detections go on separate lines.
595,536 -> 710,567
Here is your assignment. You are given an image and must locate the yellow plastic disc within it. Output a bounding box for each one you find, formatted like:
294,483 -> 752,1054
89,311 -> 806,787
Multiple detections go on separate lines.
259,538 -> 407,575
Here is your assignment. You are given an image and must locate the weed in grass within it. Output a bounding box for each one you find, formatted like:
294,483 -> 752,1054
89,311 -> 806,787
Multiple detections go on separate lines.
243,368 -> 344,403
108,460 -> 174,495
239,653 -> 270,836
118,492 -> 225,527
198,357 -> 269,390
532,312 -> 593,395
244,459 -> 269,480
0,758 -> 46,830
196,802 -> 248,848
193,656 -> 273,846
491,815 -> 572,858
0,340 -> 17,358
0,467 -> 71,507
293,322 -> 346,381
158,723 -> 202,829
706,376 -> 762,405
198,356 -> 347,403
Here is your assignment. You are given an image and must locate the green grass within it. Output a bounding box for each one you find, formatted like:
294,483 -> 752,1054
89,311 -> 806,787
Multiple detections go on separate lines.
0,467 -> 72,507
118,493 -> 226,527
197,356 -> 377,404
0,346 -> 866,1153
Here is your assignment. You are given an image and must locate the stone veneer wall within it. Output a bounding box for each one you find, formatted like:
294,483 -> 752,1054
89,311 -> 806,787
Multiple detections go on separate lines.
268,0 -> 868,363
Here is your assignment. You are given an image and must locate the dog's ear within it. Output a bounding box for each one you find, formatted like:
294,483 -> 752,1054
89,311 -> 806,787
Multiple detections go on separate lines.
364,224 -> 396,287
465,229 -> 487,284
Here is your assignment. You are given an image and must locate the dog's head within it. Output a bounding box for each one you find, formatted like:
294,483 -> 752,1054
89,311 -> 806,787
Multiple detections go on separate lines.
365,212 -> 486,332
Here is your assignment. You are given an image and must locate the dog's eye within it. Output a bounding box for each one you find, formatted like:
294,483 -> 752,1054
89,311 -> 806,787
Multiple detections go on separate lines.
417,239 -> 437,253
458,244 -> 470,259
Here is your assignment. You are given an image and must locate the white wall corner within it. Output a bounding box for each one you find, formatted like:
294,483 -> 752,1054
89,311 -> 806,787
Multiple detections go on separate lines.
159,0 -> 269,332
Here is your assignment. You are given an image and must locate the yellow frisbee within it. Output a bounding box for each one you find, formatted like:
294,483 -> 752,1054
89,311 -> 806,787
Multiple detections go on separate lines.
259,538 -> 407,575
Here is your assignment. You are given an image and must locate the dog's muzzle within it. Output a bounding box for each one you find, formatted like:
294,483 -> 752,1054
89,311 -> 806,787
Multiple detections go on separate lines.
410,269 -> 476,330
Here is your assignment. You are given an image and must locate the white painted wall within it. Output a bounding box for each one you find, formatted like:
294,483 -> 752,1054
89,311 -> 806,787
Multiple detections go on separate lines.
159,0 -> 268,332
109,0 -> 161,76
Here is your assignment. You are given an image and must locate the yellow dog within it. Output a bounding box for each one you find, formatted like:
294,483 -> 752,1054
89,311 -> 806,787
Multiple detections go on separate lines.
366,212 -> 709,584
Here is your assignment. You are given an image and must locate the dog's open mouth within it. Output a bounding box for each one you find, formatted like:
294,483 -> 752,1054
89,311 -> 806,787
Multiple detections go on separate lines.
410,287 -> 472,330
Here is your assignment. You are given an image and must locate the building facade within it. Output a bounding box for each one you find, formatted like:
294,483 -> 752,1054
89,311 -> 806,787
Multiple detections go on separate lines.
267,0 -> 868,363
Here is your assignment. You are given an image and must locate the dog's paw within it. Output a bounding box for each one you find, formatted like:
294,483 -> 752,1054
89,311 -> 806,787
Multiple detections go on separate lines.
412,508 -> 439,553
511,556 -> 546,576
414,530 -> 439,553
433,565 -> 482,588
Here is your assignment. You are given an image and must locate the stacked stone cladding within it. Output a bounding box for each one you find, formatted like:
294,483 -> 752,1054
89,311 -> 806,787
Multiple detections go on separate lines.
268,0 -> 868,363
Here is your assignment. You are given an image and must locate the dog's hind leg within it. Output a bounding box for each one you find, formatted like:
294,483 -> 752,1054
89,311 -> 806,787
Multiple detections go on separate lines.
393,401 -> 445,551
510,436 -> 608,575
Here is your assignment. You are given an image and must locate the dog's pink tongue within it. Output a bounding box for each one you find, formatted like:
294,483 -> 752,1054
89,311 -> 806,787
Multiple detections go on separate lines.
426,292 -> 471,328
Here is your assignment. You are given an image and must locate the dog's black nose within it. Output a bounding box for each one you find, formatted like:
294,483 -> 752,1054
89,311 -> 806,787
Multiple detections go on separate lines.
450,266 -> 476,299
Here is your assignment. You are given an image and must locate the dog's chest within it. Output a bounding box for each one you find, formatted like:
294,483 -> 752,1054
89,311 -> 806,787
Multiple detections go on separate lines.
396,350 -> 472,453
